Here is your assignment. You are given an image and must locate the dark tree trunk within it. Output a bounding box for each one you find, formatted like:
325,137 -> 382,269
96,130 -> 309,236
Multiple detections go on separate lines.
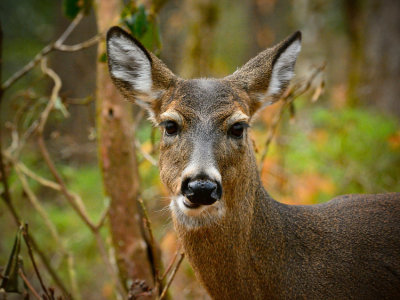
361,0 -> 400,116
343,0 -> 364,107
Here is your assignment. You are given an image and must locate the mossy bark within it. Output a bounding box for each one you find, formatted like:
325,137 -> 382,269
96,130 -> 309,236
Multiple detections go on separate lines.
95,0 -> 153,290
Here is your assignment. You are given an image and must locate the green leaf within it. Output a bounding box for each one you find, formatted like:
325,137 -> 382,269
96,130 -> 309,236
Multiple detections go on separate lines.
63,0 -> 92,19
139,20 -> 162,52
124,4 -> 149,39
63,0 -> 80,19
121,4 -> 162,52
0,228 -> 24,293
98,52 -> 107,63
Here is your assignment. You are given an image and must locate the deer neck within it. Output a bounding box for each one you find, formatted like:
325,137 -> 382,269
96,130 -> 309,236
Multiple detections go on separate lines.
174,164 -> 286,297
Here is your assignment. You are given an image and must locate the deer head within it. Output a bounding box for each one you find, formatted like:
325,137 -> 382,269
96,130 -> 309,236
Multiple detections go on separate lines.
106,27 -> 301,229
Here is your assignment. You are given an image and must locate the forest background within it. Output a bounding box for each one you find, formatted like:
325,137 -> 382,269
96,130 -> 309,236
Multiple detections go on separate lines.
0,0 -> 399,299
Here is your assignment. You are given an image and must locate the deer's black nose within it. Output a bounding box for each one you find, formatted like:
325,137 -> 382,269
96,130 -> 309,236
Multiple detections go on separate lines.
181,178 -> 222,206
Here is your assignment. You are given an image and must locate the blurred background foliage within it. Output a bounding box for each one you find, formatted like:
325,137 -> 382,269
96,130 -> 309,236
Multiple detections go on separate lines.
0,0 -> 399,299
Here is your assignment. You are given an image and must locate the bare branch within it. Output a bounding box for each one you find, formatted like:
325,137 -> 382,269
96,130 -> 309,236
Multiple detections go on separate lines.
18,269 -> 42,300
0,199 -> 70,296
259,63 -> 326,168
138,197 -> 161,292
95,206 -> 110,230
135,140 -> 158,167
159,252 -> 185,300
14,162 -> 80,299
160,249 -> 179,282
54,34 -> 102,52
1,44 -> 53,91
8,119 -> 40,157
29,233 -> 70,297
37,58 -> 96,231
38,58 -> 62,132
21,224 -> 51,299
54,12 -> 84,47
13,158 -> 61,191
0,31 -> 69,293
37,136 -> 97,230
14,166 -> 61,246
7,56 -> 123,298
1,11 -> 100,91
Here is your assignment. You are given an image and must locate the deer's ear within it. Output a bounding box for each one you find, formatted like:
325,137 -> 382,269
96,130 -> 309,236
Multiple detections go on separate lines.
227,31 -> 301,115
106,26 -> 176,121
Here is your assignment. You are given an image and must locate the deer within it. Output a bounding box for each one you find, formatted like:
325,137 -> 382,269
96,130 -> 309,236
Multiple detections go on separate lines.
106,26 -> 400,299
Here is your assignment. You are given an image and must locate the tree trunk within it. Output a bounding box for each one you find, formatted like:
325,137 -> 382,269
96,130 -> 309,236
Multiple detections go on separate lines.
95,0 -> 153,290
343,0 -> 364,107
362,0 -> 400,116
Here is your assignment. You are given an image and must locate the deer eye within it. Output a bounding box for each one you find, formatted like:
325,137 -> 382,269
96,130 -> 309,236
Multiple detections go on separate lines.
164,121 -> 179,136
228,122 -> 247,139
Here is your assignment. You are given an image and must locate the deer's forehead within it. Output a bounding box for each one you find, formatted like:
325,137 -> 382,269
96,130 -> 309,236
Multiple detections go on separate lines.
161,79 -> 249,122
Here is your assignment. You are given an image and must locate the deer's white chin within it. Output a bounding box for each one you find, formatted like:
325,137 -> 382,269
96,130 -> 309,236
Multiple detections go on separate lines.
170,195 -> 225,229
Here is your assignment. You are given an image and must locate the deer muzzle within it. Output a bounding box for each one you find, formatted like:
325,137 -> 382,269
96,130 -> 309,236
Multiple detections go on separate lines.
181,178 -> 222,207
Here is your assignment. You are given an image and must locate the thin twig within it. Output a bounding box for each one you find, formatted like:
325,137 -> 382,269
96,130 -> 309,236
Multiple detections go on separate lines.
10,56 -> 123,299
0,28 -> 68,294
8,149 -> 107,237
2,23 -> 68,298
38,58 -> 62,132
259,63 -> 326,168
10,119 -> 39,157
159,252 -> 185,300
15,166 -> 61,245
95,206 -> 110,230
160,249 -> 179,282
1,43 -> 53,90
138,197 -> 161,292
0,201 -> 70,296
1,11 -> 100,91
37,136 -> 97,230
36,135 -> 97,230
38,58 -> 96,231
18,269 -> 42,300
54,12 -> 84,47
54,34 -> 102,52
135,140 -> 158,167
28,232 -> 71,297
12,157 -> 61,191
21,224 -> 51,298
12,159 -> 81,299
259,99 -> 289,165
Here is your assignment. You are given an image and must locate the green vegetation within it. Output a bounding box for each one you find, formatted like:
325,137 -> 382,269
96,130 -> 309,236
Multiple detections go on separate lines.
261,105 -> 400,204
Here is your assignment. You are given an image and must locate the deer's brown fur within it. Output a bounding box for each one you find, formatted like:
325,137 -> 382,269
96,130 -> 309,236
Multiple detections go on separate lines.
106,26 -> 400,299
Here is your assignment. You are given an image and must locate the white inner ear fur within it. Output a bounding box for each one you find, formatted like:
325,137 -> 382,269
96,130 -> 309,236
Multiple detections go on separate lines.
108,34 -> 152,94
267,39 -> 301,97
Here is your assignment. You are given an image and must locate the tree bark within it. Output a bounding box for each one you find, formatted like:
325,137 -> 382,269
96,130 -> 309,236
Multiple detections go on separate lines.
95,0 -> 153,290
362,0 -> 400,116
343,0 -> 364,107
